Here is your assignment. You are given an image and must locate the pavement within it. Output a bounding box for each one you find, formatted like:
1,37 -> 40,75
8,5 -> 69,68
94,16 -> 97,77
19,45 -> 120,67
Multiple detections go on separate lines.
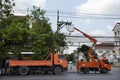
68,64 -> 76,72
112,63 -> 120,67
1,68 -> 120,80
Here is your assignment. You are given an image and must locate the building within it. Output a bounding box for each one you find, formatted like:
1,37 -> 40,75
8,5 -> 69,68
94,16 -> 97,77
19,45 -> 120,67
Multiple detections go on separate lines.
95,43 -> 114,57
113,22 -> 120,56
72,42 -> 116,63
95,42 -> 118,63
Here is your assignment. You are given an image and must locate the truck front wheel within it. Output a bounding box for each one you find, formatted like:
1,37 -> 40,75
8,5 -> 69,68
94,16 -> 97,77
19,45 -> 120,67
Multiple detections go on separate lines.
83,68 -> 89,74
19,66 -> 29,76
100,68 -> 108,74
53,66 -> 62,75
0,69 -> 2,76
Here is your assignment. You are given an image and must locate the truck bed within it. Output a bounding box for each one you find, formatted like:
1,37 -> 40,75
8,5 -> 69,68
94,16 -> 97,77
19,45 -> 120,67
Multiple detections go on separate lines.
77,61 -> 99,68
9,60 -> 53,67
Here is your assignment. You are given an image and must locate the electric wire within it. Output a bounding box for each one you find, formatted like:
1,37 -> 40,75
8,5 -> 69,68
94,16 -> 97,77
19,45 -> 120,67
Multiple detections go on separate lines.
13,9 -> 120,20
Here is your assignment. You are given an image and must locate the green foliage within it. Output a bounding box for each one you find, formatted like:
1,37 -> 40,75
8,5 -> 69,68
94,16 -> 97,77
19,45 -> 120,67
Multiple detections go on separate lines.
1,16 -> 30,59
66,54 -> 74,61
28,6 -> 67,60
93,51 -> 98,59
0,0 -> 15,30
0,5 -> 67,60
0,0 -> 15,59
53,33 -> 67,51
77,45 -> 89,53
77,45 -> 98,61
28,6 -> 53,59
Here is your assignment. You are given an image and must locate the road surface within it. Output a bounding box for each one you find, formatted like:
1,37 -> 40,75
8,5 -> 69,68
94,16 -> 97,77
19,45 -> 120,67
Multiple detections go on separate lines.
0,67 -> 120,80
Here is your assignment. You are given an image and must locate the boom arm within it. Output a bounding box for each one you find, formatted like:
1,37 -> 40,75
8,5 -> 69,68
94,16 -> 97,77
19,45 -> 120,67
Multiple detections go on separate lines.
73,27 -> 97,62
74,27 -> 97,46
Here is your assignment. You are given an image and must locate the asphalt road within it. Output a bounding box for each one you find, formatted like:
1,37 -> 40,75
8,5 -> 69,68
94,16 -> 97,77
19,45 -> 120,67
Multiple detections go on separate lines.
0,67 -> 120,80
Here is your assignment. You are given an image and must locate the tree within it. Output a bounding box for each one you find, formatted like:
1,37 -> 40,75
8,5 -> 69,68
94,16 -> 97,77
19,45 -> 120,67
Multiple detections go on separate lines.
0,0 -> 15,59
0,0 -> 15,29
53,33 -> 67,53
1,16 -> 30,59
29,6 -> 67,59
77,45 -> 98,61
66,54 -> 74,61
0,4 -> 67,60
28,6 -> 53,59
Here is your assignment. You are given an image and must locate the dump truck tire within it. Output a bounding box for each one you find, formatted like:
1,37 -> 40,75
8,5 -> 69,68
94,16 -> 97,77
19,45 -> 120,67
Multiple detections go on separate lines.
19,66 -> 29,76
0,69 -> 2,76
53,66 -> 62,75
100,68 -> 108,74
102,68 -> 108,74
83,68 -> 89,74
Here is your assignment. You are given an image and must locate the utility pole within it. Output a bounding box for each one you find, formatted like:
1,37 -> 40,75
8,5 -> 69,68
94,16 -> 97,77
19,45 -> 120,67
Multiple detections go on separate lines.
56,10 -> 72,33
0,0 -> 2,22
56,10 -> 72,54
57,10 -> 59,32
27,8 -> 29,14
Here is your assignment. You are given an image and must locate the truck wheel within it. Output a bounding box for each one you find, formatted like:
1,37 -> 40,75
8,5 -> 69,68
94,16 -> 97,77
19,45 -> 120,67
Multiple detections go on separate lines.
101,68 -> 108,74
0,69 -> 2,76
19,66 -> 29,76
83,68 -> 89,74
53,67 -> 62,75
100,69 -> 103,73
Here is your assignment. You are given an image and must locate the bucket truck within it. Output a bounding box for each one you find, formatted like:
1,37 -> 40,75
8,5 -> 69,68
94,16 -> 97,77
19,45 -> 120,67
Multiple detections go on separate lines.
72,27 -> 111,74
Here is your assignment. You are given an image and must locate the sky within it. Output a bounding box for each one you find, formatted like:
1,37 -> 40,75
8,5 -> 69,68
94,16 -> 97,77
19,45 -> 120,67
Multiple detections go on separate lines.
13,0 -> 120,54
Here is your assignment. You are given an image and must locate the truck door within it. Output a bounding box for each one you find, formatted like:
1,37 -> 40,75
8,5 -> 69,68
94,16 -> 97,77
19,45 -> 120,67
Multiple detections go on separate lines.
58,55 -> 68,70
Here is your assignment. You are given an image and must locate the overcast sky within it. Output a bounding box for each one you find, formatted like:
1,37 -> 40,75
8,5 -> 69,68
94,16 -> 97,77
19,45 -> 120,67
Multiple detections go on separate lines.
13,0 -> 120,53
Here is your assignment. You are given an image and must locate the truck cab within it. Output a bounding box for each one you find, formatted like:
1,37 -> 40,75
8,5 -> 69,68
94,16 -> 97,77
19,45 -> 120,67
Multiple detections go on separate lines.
98,58 -> 111,73
53,54 -> 68,71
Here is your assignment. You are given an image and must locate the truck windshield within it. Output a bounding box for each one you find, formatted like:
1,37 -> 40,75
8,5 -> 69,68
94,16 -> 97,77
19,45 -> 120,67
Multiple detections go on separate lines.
102,60 -> 109,64
58,55 -> 65,60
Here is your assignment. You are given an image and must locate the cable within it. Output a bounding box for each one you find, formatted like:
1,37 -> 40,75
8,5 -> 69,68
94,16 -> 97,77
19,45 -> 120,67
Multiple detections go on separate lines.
66,35 -> 120,38
45,14 -> 120,20
13,9 -> 120,20
58,11 -> 120,17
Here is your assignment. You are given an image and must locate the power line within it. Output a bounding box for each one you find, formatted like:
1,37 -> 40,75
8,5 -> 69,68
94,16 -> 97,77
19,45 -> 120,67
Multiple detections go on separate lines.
14,8 -> 120,17
67,35 -> 120,38
45,14 -> 120,20
58,11 -> 120,17
13,9 -> 120,20
66,35 -> 120,43
45,10 -> 120,19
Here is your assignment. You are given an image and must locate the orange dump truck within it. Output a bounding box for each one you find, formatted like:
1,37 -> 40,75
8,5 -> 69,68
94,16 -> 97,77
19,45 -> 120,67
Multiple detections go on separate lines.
9,53 -> 68,75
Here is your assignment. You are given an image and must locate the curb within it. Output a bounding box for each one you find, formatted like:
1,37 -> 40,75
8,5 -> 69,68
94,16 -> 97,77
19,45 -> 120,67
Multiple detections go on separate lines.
112,63 -> 120,67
